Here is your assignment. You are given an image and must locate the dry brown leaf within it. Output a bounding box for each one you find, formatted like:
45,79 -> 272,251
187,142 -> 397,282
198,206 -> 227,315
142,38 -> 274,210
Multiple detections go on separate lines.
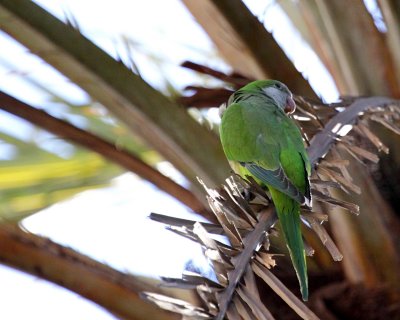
252,261 -> 320,320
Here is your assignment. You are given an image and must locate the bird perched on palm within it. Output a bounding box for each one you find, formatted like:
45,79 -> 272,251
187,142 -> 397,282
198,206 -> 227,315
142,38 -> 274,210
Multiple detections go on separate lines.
219,80 -> 311,300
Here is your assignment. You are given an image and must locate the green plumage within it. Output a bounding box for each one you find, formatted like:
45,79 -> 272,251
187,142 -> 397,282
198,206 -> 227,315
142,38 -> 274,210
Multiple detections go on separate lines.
220,80 -> 311,300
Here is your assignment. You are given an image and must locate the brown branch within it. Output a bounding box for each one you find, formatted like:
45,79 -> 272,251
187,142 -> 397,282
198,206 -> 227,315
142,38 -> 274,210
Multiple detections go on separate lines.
317,1 -> 400,97
182,0 -> 317,97
307,96 -> 400,288
215,208 -> 275,320
0,91 -> 211,217
0,0 -> 231,190
0,223 -> 177,320
307,97 -> 398,165
281,1 -> 400,97
179,86 -> 234,109
181,61 -> 250,88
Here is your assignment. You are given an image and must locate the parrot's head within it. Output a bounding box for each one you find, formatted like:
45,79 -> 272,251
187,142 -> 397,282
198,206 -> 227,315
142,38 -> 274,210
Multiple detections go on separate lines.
256,80 -> 296,114
221,80 -> 296,116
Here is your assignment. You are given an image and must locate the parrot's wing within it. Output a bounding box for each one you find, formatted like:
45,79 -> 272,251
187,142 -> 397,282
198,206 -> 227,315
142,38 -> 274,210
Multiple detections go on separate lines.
299,153 -> 311,205
284,117 -> 312,184
220,101 -> 311,206
243,162 -> 310,206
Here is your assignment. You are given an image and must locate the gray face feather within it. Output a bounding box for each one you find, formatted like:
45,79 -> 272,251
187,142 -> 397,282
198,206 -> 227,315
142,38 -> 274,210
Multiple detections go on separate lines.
262,85 -> 291,110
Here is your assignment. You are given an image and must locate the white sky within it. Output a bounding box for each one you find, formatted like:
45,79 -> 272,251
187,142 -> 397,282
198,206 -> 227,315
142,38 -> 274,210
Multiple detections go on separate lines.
0,0 -> 341,319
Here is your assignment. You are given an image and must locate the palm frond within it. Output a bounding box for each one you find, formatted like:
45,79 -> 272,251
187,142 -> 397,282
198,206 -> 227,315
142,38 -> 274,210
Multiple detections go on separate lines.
142,96 -> 400,319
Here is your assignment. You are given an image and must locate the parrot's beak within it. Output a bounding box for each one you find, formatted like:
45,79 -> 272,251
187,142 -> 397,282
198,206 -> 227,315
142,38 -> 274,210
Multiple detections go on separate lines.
285,96 -> 296,114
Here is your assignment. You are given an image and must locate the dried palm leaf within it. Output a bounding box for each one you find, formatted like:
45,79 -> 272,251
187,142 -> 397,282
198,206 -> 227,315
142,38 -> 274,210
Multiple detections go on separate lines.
145,64 -> 400,319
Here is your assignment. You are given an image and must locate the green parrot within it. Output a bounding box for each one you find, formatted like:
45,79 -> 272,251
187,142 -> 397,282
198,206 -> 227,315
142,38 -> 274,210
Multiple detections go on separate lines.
219,80 -> 311,301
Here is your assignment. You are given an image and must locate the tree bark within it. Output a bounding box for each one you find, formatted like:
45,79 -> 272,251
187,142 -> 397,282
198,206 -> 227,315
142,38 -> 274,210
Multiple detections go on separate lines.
0,223 -> 177,320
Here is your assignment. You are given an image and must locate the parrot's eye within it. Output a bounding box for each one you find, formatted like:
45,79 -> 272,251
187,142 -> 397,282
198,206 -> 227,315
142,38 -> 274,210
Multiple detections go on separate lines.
274,83 -> 282,89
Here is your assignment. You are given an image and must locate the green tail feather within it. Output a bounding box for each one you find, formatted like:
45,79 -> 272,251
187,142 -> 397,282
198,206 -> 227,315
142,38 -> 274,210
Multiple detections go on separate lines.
270,188 -> 308,301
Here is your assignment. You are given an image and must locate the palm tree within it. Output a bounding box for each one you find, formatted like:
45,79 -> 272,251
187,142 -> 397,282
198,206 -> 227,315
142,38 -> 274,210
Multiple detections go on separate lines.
0,0 -> 399,319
